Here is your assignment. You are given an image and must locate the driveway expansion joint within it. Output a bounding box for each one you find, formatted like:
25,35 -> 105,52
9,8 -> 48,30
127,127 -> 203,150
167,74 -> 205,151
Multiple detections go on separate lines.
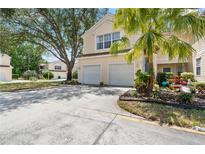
93,114 -> 117,145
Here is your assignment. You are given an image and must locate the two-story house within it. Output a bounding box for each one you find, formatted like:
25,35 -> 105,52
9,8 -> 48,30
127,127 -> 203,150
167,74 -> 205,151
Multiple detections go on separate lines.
77,14 -> 204,86
0,53 -> 12,81
40,60 -> 67,79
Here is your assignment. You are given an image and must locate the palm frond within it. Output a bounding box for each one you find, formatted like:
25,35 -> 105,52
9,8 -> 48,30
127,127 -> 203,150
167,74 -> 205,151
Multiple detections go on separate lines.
109,36 -> 129,55
160,35 -> 194,61
113,8 -> 203,64
171,11 -> 205,40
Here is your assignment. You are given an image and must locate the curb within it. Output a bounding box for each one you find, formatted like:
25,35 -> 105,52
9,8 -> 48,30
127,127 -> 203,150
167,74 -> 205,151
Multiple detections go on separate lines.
117,114 -> 205,136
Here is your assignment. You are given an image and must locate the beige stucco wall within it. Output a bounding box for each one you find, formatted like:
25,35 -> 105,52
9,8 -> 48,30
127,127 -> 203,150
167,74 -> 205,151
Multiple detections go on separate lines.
50,71 -> 67,79
192,39 -> 205,82
157,54 -> 190,64
0,54 -> 11,66
48,61 -> 67,79
157,63 -> 191,75
0,53 -> 12,81
78,54 -> 144,84
48,61 -> 67,71
82,14 -> 141,55
83,22 -> 125,54
0,67 -> 12,81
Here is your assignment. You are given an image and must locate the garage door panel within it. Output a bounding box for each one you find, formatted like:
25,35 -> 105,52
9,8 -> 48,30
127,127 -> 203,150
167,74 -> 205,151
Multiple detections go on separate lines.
109,64 -> 134,86
82,65 -> 100,85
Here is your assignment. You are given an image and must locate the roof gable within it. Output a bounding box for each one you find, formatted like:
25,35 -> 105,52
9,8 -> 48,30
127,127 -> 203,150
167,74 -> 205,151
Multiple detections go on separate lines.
82,14 -> 114,37
0,53 -> 11,59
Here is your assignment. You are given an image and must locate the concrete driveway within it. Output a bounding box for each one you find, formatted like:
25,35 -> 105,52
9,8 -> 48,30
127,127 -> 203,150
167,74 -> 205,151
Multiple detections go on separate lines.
0,85 -> 204,144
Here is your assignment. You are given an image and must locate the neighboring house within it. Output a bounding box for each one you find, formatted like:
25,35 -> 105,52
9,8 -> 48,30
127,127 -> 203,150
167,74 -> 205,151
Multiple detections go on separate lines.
192,39 -> 205,82
40,60 -> 67,79
77,14 -> 204,86
0,53 -> 12,81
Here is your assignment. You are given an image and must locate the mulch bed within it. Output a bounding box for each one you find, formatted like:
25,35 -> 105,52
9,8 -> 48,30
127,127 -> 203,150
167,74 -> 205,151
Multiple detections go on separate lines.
119,90 -> 205,110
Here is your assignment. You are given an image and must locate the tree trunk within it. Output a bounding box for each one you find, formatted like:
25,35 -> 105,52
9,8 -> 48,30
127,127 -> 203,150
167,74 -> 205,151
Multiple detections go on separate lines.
147,56 -> 154,95
66,66 -> 72,81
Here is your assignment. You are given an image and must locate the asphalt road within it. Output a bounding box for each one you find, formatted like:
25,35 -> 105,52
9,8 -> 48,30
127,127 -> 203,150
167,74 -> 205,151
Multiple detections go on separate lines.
0,85 -> 205,144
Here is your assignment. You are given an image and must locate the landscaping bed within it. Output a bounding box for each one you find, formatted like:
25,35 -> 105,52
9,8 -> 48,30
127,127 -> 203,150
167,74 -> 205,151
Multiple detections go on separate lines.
119,90 -> 205,110
118,100 -> 205,128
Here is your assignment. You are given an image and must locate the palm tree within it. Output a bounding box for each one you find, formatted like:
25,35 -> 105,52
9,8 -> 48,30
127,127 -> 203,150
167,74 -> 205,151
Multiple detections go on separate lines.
110,8 -> 205,94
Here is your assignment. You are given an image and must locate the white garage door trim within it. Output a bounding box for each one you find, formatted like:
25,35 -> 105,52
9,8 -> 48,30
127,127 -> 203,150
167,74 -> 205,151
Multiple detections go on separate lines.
82,64 -> 101,85
108,63 -> 134,87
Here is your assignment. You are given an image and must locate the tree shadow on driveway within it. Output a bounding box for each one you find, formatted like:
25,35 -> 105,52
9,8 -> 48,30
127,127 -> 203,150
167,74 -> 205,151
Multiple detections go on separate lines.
0,85 -> 125,113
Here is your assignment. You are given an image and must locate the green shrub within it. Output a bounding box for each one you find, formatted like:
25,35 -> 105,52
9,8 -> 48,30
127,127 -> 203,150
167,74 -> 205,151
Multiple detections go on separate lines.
180,72 -> 195,82
72,70 -> 78,79
130,90 -> 138,97
157,72 -> 174,85
66,79 -> 79,85
29,76 -> 38,81
159,91 -> 179,101
43,71 -> 54,80
23,70 -> 38,80
134,70 -> 150,93
152,91 -> 162,99
194,82 -> 205,91
12,74 -> 19,79
177,93 -> 193,104
38,74 -> 45,79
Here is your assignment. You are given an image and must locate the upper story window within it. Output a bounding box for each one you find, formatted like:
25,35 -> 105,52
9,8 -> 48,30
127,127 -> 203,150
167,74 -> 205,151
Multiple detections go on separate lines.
96,32 -> 121,50
196,57 -> 201,75
104,33 -> 111,49
112,32 -> 121,43
96,35 -> 104,50
54,65 -> 62,70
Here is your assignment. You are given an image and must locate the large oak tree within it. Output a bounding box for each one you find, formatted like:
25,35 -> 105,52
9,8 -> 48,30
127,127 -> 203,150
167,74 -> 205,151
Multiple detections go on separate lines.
1,8 -> 108,80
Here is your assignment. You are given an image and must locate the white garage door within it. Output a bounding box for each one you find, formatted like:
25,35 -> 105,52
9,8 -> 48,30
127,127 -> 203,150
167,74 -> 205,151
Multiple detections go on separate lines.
82,65 -> 100,85
109,64 -> 134,86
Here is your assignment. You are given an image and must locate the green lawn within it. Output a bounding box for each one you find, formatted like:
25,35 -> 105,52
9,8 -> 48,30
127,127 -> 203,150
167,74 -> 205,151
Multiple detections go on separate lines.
0,81 -> 64,92
118,100 -> 205,128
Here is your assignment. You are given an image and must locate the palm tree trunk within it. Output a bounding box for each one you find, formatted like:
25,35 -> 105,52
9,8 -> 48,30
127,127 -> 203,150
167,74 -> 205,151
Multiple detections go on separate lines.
147,55 -> 154,95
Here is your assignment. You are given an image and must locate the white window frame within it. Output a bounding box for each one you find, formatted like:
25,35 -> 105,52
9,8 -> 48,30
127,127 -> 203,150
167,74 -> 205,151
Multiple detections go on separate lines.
196,57 -> 201,76
112,32 -> 121,43
104,33 -> 112,49
96,35 -> 104,50
54,65 -> 62,70
96,32 -> 121,50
